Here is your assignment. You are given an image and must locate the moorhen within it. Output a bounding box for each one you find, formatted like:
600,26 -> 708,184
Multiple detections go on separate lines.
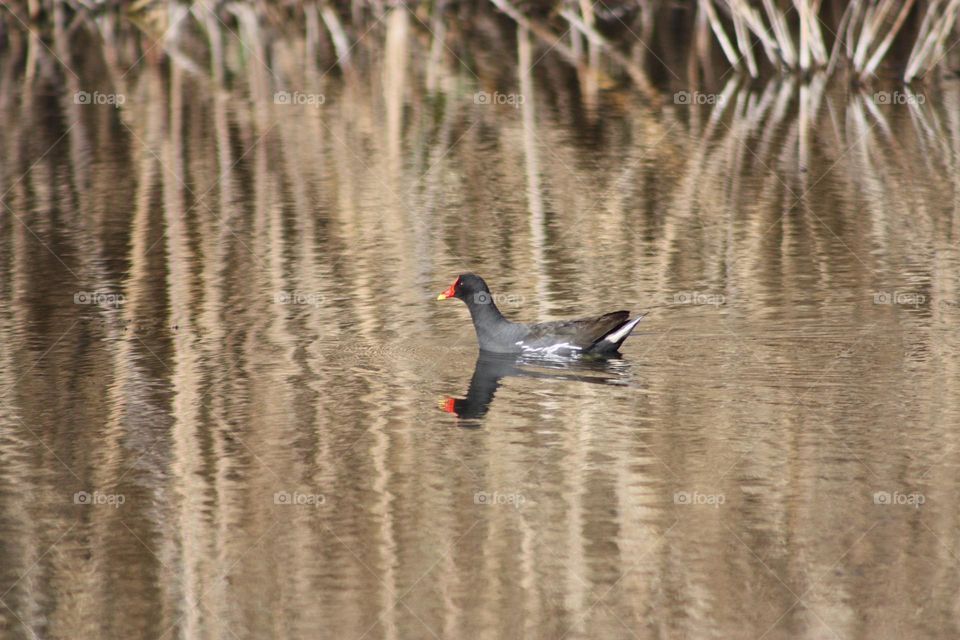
436,273 -> 645,355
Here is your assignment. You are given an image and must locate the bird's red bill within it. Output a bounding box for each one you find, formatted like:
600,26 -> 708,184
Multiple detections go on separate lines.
436,277 -> 458,300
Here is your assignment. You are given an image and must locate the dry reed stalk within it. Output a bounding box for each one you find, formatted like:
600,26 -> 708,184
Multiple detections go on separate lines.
825,0 -> 856,76
694,1 -> 715,79
701,0 -> 742,71
906,0 -> 947,78
845,0 -> 865,61
905,0 -> 960,81
705,0 -> 953,79
717,0 -> 826,73
319,0 -> 352,68
557,7 -> 656,92
730,0 -> 784,68
762,0 -> 797,67
861,0 -> 916,78
4,0 -> 960,82
731,4 -> 759,76
488,0 -> 578,63
810,1 -> 829,64
792,0 -> 827,69
851,0 -> 896,70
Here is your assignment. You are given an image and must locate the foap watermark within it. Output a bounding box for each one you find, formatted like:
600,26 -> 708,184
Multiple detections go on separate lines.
474,91 -> 525,108
274,291 -> 326,307
873,490 -> 925,508
74,90 -> 125,107
674,491 -> 725,507
74,490 -> 125,508
74,290 -> 125,308
673,91 -> 725,106
872,91 -> 925,106
474,491 -> 525,509
472,291 -> 525,307
273,490 -> 326,507
274,91 -> 326,108
873,290 -> 926,308
671,291 -> 725,306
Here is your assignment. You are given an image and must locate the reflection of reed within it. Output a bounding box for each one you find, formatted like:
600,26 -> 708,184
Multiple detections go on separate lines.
1,8 -> 960,640
518,27 -> 548,319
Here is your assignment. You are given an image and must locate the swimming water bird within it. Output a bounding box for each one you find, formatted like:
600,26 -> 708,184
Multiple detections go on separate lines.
436,273 -> 645,355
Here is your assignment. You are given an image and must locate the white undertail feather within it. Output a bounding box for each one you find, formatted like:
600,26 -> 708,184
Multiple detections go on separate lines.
602,315 -> 645,344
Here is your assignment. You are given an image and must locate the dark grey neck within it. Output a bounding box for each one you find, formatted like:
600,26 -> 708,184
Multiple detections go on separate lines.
464,297 -> 510,345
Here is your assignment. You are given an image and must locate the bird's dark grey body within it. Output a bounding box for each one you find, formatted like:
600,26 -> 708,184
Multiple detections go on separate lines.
438,274 -> 645,355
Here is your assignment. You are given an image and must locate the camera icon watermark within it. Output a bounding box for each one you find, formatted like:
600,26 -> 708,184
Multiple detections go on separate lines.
673,491 -> 725,507
473,91 -> 525,109
74,291 -> 125,308
473,490 -> 525,509
472,291 -> 525,306
873,490 -> 924,508
872,91 -> 925,106
671,291 -> 725,306
74,90 -> 126,108
274,91 -> 326,108
73,490 -> 126,508
273,490 -> 326,506
673,91 -> 725,106
274,291 -> 325,307
872,290 -> 926,308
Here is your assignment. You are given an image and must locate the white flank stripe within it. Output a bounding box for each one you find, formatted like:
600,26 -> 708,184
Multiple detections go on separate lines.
520,342 -> 582,355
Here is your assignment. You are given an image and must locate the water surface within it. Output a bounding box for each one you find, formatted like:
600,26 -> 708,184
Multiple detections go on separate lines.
1,9 -> 960,640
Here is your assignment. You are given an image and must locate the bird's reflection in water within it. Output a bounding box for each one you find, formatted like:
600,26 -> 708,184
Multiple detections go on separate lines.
440,351 -> 633,423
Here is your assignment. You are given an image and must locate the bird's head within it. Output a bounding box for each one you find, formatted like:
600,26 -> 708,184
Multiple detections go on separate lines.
435,273 -> 490,303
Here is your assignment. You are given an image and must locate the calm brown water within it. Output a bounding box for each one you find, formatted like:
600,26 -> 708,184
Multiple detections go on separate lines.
2,9 -> 960,640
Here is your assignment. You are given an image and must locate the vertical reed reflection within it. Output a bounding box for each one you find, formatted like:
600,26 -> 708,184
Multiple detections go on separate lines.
0,9 -> 959,640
